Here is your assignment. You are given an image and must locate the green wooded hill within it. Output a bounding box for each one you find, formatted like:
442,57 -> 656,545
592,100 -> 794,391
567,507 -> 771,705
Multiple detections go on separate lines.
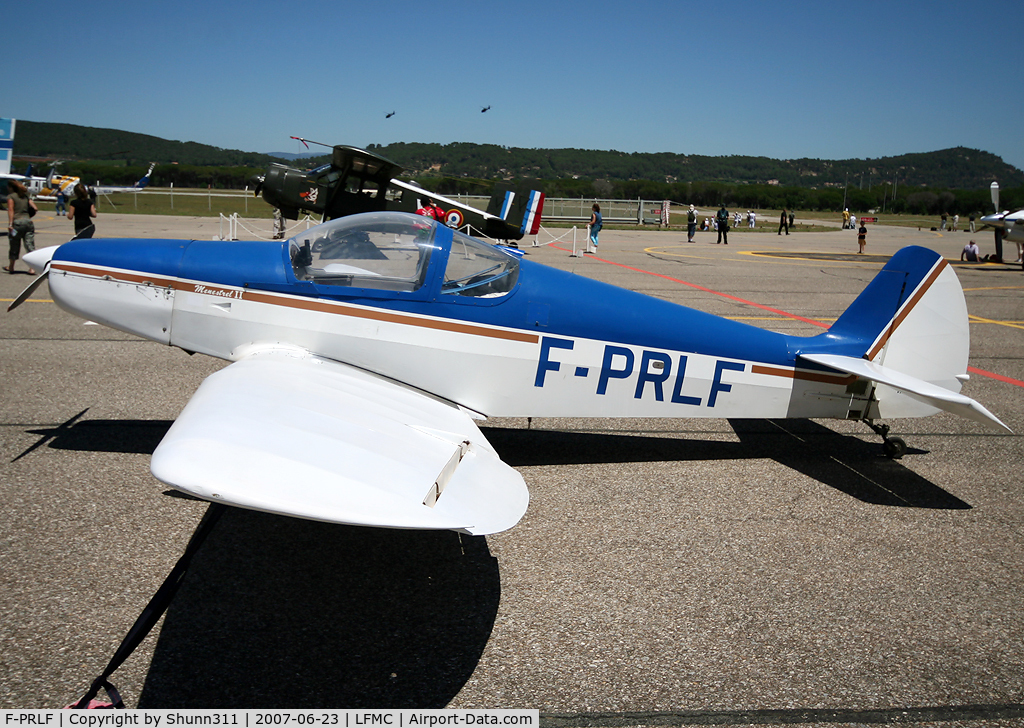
363,143 -> 1023,191
14,120 -> 284,167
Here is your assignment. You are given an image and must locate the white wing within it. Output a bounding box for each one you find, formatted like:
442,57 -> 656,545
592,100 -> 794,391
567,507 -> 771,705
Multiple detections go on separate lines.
150,349 -> 528,535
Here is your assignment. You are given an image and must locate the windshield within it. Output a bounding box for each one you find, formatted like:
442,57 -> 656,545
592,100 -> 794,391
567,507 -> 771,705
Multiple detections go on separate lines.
442,229 -> 520,297
288,212 -> 437,292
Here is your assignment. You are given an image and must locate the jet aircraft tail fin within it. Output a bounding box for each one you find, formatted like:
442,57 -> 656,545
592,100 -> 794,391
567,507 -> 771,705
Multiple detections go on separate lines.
801,246 -> 1007,430
135,163 -> 156,189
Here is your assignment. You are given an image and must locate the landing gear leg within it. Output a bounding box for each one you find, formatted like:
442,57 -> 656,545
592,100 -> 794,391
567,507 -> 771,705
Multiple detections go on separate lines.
862,419 -> 907,459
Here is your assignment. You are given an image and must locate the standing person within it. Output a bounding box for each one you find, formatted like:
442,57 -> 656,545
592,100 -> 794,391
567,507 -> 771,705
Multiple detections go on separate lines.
588,203 -> 602,252
969,214 -> 976,233
952,214 -> 959,232
5,180 -> 37,273
55,187 -> 67,216
789,210 -> 795,229
850,213 -> 857,230
778,207 -> 789,235
857,220 -> 867,254
67,183 -> 97,239
733,211 -> 741,229
415,197 -> 442,220
940,212 -> 947,231
842,208 -> 850,229
749,210 -> 756,228
272,207 -> 286,239
686,204 -> 698,242
715,204 -> 729,244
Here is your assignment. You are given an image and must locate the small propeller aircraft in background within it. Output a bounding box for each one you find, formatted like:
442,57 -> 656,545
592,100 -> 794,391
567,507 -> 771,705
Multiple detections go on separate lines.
254,141 -> 545,243
981,181 -> 1024,262
11,211 -> 1008,536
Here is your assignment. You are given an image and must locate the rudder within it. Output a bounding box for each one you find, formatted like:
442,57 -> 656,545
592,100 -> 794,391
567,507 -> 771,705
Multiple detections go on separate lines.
799,246 -> 1004,429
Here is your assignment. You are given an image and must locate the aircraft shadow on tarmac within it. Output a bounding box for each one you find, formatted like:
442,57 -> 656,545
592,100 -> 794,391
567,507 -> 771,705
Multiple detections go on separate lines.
17,413 -> 502,708
483,418 -> 969,510
22,412 -> 968,510
137,512 -> 501,708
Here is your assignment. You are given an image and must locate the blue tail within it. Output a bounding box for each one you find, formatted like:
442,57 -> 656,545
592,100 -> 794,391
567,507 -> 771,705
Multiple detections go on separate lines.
796,246 -> 1006,430
820,246 -> 944,355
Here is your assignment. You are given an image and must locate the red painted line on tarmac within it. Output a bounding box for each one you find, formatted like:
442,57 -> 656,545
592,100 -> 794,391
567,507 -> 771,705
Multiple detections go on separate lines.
968,366 -> 1024,388
560,246 -> 1024,389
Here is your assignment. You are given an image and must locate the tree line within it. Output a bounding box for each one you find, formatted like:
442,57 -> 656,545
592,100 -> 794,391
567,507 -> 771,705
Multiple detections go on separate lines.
367,142 -> 1023,191
11,158 -> 1019,216
420,176 -> 1023,217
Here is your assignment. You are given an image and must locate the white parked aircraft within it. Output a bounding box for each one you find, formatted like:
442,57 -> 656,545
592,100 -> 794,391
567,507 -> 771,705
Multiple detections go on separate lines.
981,181 -> 1024,248
93,162 -> 156,195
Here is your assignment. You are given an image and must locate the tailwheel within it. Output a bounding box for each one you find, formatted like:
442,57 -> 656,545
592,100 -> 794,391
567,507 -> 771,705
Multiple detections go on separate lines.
862,419 -> 907,459
882,436 -> 907,460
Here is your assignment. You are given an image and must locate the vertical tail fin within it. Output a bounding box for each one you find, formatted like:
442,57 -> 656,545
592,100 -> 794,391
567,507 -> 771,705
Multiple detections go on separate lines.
825,246 -> 967,390
799,246 -> 1007,430
486,182 -> 545,236
136,163 -> 156,189
0,118 -> 15,176
519,190 -> 545,236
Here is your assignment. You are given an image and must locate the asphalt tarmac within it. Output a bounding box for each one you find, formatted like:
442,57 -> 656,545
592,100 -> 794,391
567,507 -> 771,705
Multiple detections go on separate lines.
2,211 -> 1022,726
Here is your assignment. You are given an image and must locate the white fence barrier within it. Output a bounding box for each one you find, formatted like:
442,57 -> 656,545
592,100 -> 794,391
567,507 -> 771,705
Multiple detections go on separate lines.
532,225 -> 586,256
215,213 -> 319,241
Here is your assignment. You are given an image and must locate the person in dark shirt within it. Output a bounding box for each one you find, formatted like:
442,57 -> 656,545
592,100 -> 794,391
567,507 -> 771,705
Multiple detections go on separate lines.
716,205 -> 729,244
67,183 -> 97,239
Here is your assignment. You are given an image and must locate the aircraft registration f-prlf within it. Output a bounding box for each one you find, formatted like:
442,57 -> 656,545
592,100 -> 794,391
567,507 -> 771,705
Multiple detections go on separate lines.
13,212 -> 1007,535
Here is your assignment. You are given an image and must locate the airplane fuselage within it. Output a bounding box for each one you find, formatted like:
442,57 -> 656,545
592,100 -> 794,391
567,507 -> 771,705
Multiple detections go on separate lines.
45,218 -> 960,426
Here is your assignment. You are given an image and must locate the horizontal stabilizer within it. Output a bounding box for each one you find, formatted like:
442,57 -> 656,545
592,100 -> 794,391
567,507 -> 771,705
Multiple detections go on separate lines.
800,353 -> 1010,432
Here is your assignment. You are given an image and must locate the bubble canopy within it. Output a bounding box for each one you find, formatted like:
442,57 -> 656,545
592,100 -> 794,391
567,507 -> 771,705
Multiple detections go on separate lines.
287,212 -> 519,298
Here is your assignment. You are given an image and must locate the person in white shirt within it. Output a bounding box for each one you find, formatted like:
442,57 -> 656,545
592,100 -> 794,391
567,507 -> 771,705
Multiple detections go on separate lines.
961,240 -> 981,262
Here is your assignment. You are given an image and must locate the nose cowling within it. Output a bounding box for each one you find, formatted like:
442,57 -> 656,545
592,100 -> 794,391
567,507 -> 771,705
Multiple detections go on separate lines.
48,238 -> 190,345
980,212 -> 1005,228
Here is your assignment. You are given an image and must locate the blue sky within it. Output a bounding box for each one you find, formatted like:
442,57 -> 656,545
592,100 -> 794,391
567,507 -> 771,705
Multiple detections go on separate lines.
8,0 -> 1024,171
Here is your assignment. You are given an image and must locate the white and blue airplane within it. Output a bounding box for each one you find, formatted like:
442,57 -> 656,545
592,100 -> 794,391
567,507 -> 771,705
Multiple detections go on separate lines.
11,211 -> 1007,535
982,182 -> 1024,259
93,162 -> 157,195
